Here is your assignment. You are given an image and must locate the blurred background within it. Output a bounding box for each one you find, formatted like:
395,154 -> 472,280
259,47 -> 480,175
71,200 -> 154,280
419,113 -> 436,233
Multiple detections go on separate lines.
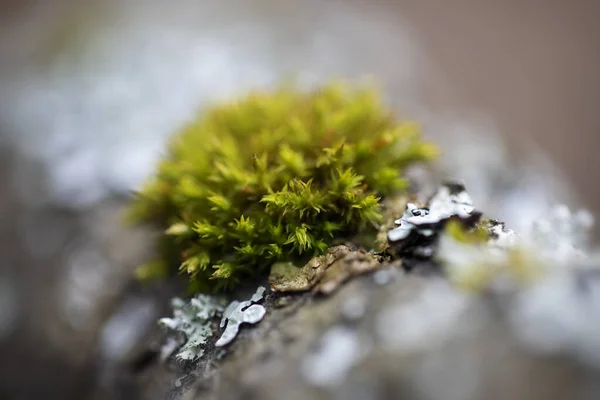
0,0 -> 599,399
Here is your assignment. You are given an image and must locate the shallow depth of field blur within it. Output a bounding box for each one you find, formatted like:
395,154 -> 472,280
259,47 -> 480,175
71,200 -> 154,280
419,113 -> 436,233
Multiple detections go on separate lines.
0,1 -> 599,399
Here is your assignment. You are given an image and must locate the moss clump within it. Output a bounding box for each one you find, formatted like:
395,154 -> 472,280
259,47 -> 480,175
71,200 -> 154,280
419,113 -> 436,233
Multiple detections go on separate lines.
127,82 -> 438,292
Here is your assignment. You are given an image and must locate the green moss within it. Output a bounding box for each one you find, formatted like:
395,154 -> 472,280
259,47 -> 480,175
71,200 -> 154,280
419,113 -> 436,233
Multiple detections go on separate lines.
444,219 -> 490,244
127,82 -> 438,292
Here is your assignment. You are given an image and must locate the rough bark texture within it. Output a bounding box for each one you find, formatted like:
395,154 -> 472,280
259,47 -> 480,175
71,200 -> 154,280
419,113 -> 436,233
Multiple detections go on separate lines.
97,269 -> 600,400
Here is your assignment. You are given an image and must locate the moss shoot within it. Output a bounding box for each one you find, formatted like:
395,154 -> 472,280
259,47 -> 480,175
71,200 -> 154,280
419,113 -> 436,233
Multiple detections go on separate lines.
127,82 -> 438,292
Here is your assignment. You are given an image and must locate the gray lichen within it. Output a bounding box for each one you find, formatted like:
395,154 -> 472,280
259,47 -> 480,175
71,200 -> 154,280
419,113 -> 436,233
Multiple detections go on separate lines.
525,205 -> 594,264
300,326 -> 367,388
215,286 -> 267,347
158,286 -> 269,360
386,182 -> 481,264
440,202 -> 596,293
159,294 -> 227,361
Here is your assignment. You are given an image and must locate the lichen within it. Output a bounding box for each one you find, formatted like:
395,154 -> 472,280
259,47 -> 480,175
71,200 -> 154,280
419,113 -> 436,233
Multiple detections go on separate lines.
439,202 -> 594,293
269,245 -> 349,292
158,294 -> 227,361
382,183 -> 588,292
215,286 -> 267,347
439,233 -> 543,292
126,81 -> 438,292
386,182 -> 481,266
269,245 -> 382,294
158,287 -> 268,360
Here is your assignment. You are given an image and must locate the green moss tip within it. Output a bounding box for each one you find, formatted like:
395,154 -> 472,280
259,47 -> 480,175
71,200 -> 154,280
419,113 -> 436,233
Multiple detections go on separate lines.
444,219 -> 490,244
127,81 -> 439,292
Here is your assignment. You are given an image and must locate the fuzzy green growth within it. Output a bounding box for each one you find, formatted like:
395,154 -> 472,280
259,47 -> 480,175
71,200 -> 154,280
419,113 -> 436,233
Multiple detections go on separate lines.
127,82 -> 438,292
445,219 -> 490,244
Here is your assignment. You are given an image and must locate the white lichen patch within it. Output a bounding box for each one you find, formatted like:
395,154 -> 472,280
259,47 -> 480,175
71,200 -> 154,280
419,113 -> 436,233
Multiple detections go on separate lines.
159,294 -> 227,361
375,279 -> 474,352
429,192 -> 600,368
341,294 -> 368,322
440,232 -> 540,293
301,326 -> 369,388
215,286 -> 267,347
510,267 -> 600,366
387,182 -> 476,243
524,205 -> 594,265
441,204 -> 596,293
